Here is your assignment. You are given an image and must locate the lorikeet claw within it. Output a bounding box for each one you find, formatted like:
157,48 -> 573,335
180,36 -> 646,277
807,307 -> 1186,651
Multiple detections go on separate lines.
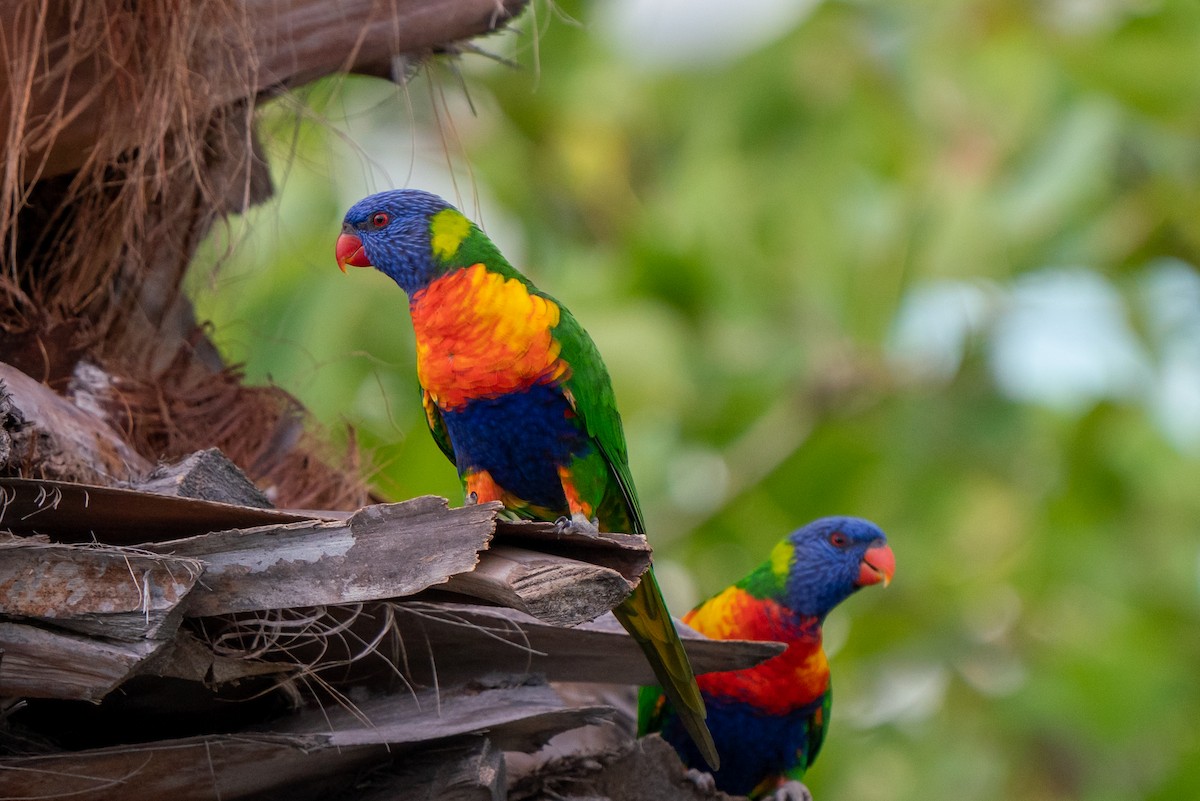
553,513 -> 600,537
769,781 -> 813,801
684,768 -> 717,794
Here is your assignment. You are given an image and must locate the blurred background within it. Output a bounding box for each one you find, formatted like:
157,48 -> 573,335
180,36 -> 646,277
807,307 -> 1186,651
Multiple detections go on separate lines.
186,1 -> 1200,799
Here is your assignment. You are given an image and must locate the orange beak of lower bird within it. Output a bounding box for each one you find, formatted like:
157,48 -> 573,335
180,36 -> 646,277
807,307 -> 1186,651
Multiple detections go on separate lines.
858,543 -> 895,587
336,232 -> 372,272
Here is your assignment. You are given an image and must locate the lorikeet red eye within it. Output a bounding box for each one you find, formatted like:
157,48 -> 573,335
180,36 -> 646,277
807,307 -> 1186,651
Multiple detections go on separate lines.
370,212 -> 389,228
829,531 -> 849,548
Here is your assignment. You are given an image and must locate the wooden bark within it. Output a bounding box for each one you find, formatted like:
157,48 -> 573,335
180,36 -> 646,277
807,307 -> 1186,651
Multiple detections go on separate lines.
495,520 -> 653,585
292,680 -> 613,753
526,734 -> 744,801
0,680 -> 606,801
364,737 -> 504,801
0,476 -> 657,626
0,621 -> 166,701
4,0 -> 528,183
0,361 -> 152,483
145,496 -> 495,616
140,629 -> 294,685
173,599 -> 780,698
442,544 -> 636,626
325,514 -> 657,587
136,447 -> 272,508
0,539 -> 202,640
368,602 -> 783,688
0,476 -> 321,544
0,476 -> 732,700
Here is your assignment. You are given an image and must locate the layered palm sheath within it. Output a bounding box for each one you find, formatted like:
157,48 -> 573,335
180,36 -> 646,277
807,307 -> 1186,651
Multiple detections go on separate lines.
640,517 -> 895,799
336,189 -> 719,769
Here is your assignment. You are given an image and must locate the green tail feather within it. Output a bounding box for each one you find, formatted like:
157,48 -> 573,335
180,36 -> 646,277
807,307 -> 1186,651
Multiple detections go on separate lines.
614,569 -> 719,770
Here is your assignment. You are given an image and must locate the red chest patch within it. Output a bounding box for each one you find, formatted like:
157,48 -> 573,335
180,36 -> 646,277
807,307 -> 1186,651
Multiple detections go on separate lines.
685,588 -> 829,715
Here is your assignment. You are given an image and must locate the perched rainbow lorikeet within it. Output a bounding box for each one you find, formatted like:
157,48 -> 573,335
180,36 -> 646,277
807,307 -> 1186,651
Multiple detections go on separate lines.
336,188 -> 718,768
640,517 -> 894,799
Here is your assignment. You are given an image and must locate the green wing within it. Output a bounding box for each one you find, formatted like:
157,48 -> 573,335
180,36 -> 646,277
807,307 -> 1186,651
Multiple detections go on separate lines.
805,687 -> 832,770
637,682 -> 667,736
421,388 -> 455,464
783,689 -> 832,782
551,304 -> 646,535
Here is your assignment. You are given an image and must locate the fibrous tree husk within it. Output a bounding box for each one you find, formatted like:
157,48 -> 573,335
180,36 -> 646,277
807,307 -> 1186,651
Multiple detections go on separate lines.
0,0 -> 526,509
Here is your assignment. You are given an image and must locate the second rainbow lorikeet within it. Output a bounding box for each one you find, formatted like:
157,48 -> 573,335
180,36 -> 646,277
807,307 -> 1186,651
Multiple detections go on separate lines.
335,188 -> 718,768
639,517 -> 894,799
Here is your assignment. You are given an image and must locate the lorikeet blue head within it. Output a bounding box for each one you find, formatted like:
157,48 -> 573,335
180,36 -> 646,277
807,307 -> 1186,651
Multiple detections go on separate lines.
774,516 -> 894,620
336,189 -> 460,294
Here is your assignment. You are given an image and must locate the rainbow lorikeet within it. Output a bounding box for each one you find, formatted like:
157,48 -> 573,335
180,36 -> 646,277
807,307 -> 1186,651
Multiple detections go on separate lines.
336,189 -> 718,768
639,517 -> 894,799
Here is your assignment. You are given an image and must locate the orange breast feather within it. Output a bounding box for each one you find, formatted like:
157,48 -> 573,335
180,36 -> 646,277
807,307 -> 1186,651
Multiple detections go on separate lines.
411,264 -> 570,411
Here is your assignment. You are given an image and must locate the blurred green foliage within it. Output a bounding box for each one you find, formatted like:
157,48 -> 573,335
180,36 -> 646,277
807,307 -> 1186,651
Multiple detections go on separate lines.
188,1 -> 1200,798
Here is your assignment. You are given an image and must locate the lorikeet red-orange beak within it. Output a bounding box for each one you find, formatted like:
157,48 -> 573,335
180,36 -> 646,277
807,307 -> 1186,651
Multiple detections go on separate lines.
336,232 -> 372,272
858,543 -> 895,587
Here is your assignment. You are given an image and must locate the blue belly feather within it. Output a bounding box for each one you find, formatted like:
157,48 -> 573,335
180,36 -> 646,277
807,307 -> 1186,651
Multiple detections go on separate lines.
441,383 -> 593,511
660,694 -> 824,796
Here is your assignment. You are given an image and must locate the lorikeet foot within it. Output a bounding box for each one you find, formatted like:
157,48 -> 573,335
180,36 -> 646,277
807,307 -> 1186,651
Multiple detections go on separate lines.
684,768 -> 717,794
553,513 -> 600,536
767,781 -> 813,801
466,490 -> 524,521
